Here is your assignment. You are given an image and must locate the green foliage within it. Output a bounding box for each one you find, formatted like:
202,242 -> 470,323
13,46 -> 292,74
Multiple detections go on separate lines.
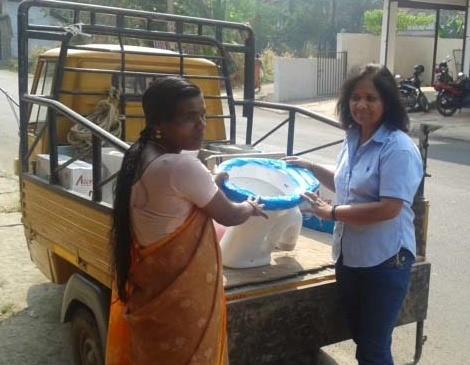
439,14 -> 465,38
363,9 -> 435,35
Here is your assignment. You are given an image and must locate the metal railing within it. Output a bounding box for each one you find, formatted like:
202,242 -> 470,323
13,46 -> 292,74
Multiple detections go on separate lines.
235,99 -> 343,156
17,0 -> 256,173
22,94 -> 129,203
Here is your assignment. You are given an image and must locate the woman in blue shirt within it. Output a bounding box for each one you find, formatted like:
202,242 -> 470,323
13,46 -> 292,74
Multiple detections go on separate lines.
286,64 -> 423,365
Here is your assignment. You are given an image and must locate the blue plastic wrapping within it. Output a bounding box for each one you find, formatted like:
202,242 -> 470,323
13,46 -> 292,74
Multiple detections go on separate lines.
303,216 -> 335,234
219,158 -> 320,211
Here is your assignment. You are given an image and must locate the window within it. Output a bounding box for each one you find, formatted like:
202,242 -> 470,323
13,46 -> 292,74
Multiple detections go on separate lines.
112,74 -> 158,100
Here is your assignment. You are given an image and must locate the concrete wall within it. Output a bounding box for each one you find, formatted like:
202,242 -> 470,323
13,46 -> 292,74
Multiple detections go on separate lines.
274,57 -> 317,102
338,33 -> 464,85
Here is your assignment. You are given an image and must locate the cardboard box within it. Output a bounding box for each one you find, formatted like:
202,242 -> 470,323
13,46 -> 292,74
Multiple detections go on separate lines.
60,160 -> 93,198
36,154 -> 70,180
101,148 -> 124,205
36,154 -> 93,198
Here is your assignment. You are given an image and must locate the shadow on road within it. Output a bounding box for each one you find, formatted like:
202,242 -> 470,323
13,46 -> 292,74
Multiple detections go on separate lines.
428,140 -> 470,167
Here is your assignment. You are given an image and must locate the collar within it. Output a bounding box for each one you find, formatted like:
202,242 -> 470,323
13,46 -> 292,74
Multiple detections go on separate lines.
371,124 -> 390,144
346,124 -> 390,145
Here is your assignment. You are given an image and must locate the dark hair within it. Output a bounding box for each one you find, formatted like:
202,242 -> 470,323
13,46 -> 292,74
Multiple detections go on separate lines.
111,76 -> 201,302
336,64 -> 409,132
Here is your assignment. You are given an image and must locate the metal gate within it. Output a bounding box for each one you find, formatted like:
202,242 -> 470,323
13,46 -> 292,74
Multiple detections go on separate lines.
316,51 -> 348,97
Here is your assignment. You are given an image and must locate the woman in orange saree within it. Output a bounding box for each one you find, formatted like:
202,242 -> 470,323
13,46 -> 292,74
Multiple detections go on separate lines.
106,77 -> 266,365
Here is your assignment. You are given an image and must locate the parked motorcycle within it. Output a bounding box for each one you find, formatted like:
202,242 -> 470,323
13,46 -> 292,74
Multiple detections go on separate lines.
396,64 -> 430,113
434,57 -> 454,84
434,71 -> 470,117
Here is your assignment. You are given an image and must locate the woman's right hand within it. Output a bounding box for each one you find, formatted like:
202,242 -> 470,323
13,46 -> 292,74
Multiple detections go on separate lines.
245,196 -> 268,219
282,156 -> 313,171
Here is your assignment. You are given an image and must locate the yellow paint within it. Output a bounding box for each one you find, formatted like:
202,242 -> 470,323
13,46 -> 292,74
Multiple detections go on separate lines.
52,244 -> 78,266
226,275 -> 336,302
22,178 -> 113,287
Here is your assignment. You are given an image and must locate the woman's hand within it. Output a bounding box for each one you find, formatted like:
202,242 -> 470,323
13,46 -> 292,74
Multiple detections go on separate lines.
301,192 -> 333,221
282,156 -> 313,171
214,171 -> 229,188
245,196 -> 269,219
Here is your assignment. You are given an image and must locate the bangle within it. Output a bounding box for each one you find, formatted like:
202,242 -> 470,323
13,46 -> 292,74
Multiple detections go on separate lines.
331,205 -> 338,221
246,200 -> 258,215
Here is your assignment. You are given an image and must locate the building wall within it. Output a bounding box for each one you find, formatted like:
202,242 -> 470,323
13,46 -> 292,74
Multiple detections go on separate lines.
338,33 -> 464,85
274,57 -> 318,102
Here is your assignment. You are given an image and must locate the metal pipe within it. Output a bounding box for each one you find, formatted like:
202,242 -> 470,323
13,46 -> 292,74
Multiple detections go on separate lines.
26,124 -> 48,160
18,1 -> 30,173
243,32 -> 255,117
18,0 -> 253,33
431,9 -> 441,85
48,33 -> 72,184
67,45 -> 222,60
252,117 -> 290,147
234,99 -> 342,130
92,135 -> 102,202
62,67 -> 227,80
245,104 -> 254,145
117,29 -> 126,140
413,320 -> 427,364
22,95 -> 129,152
286,110 -> 296,156
295,140 -> 344,156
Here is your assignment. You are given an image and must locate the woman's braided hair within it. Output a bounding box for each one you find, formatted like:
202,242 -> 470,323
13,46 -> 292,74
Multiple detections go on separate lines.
112,76 -> 201,302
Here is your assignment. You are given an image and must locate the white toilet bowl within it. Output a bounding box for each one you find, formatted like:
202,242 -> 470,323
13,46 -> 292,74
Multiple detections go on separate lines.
218,158 -> 318,269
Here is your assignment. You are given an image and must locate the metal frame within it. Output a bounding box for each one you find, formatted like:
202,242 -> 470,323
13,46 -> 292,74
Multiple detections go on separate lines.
235,99 -> 343,157
18,0 -> 256,173
398,0 -> 466,11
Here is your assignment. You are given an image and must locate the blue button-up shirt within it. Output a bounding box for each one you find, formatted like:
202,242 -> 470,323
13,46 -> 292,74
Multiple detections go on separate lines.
333,124 -> 423,267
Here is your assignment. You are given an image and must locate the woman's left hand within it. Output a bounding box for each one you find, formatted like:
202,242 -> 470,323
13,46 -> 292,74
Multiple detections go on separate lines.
301,192 -> 333,221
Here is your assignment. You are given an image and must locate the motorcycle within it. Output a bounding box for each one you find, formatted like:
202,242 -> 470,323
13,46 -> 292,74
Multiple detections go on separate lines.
434,58 -> 470,116
396,64 -> 430,113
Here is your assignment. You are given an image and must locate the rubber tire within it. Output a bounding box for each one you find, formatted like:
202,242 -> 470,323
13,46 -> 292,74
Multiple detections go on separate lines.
71,307 -> 105,365
436,93 -> 457,117
418,94 -> 430,113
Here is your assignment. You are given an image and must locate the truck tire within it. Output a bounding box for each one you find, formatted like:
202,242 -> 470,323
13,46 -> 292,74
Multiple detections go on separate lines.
71,307 -> 105,365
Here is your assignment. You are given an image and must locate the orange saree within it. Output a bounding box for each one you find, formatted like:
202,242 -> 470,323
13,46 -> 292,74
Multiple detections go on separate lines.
106,209 -> 228,365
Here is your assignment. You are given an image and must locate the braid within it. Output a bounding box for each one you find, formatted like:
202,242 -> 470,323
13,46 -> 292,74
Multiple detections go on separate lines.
112,129 -> 151,302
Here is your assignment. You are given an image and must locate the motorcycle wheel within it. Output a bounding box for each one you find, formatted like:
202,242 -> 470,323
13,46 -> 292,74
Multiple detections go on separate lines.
436,92 -> 457,117
418,94 -> 430,112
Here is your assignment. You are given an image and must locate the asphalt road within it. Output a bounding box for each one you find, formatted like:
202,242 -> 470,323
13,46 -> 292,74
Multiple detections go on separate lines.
0,69 -> 469,364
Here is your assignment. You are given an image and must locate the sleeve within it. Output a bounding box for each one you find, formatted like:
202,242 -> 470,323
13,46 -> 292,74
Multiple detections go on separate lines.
379,145 -> 423,204
171,155 -> 219,208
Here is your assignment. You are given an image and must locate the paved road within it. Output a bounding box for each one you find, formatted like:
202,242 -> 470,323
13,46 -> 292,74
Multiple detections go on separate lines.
1,69 -> 469,364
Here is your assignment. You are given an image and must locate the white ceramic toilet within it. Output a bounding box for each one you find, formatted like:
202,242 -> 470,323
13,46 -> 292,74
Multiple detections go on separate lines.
218,158 -> 318,269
